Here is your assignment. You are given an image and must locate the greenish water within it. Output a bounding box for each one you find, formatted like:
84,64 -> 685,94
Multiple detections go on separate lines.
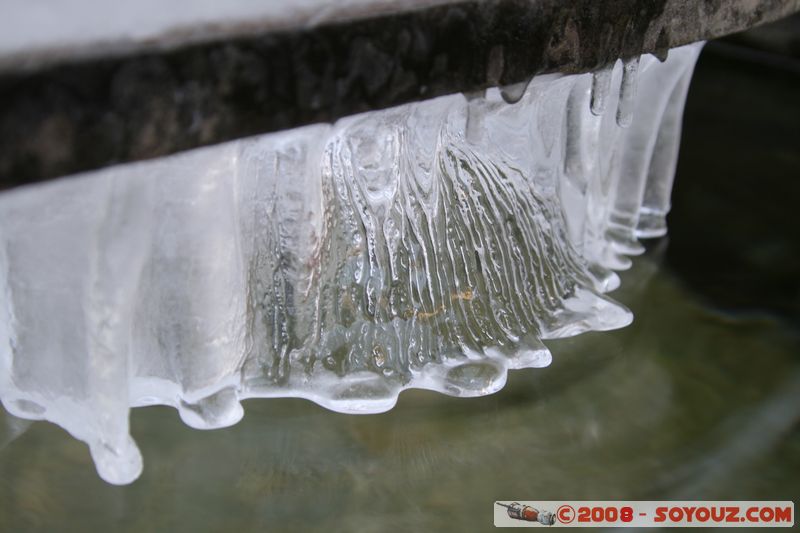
2,36 -> 800,533
1,248 -> 798,532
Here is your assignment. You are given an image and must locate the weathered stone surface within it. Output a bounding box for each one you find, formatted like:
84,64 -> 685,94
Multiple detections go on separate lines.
0,0 -> 798,188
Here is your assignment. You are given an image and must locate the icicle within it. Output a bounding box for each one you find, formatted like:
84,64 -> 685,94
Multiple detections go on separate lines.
590,63 -> 613,116
616,56 -> 640,127
486,45 -> 505,86
0,42 -> 706,485
607,46 -> 706,254
638,44 -> 703,238
500,77 -> 533,104
463,89 -> 487,143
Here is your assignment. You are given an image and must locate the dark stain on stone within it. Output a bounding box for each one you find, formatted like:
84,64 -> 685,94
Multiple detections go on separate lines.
0,0 -> 797,187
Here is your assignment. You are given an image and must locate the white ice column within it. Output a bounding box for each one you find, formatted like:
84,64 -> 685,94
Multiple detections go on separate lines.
0,41 -> 706,484
130,146 -> 249,430
607,44 -> 704,247
637,46 -> 703,238
0,171 -> 154,484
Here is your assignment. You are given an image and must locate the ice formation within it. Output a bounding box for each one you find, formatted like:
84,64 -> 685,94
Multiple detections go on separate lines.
0,42 -> 702,484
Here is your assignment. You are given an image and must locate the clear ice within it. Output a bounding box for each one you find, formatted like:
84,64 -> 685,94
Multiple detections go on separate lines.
0,43 -> 703,484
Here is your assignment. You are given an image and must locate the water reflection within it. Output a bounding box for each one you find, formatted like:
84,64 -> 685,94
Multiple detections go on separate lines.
1,248 -> 798,532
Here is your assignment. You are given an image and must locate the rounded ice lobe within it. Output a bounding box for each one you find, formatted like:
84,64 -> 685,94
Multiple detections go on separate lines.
0,43 -> 703,483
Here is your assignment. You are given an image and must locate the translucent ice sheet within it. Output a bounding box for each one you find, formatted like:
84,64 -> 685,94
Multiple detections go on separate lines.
0,43 -> 703,483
